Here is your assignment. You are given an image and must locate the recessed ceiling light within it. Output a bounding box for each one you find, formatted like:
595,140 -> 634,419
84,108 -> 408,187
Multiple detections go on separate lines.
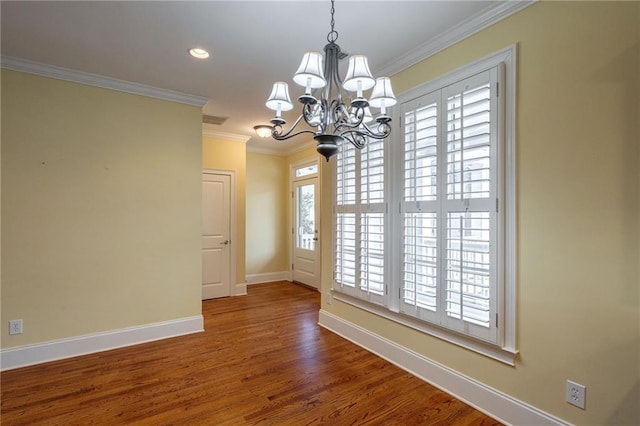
189,48 -> 210,59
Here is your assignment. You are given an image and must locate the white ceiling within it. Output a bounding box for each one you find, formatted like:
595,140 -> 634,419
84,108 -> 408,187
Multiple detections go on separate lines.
1,1 -> 518,154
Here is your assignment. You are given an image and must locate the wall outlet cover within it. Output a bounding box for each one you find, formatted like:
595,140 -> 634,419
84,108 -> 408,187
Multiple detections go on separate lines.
566,380 -> 586,409
9,319 -> 23,335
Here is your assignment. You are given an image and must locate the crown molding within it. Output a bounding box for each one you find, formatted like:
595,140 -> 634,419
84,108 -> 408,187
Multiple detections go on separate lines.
285,139 -> 316,156
246,139 -> 316,157
376,1 -> 536,77
1,56 -> 208,107
202,129 -> 251,143
246,145 -> 286,155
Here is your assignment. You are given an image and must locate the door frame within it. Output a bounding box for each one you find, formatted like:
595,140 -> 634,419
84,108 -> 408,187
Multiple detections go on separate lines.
289,158 -> 320,287
202,168 -> 237,296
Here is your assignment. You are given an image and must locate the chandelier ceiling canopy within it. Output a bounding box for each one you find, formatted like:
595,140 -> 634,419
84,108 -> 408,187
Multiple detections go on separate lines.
263,0 -> 396,161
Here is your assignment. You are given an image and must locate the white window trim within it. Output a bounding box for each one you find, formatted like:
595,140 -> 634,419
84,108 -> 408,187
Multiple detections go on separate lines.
291,158 -> 319,180
331,45 -> 517,364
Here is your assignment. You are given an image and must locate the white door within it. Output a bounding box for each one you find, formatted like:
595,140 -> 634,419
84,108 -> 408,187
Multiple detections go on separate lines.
202,172 -> 231,299
292,177 -> 320,288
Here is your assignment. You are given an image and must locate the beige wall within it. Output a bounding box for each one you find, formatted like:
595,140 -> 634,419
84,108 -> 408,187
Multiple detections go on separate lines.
1,70 -> 203,347
202,136 -> 246,285
245,152 -> 288,275
321,2 -> 639,424
244,145 -> 319,279
286,144 -> 318,166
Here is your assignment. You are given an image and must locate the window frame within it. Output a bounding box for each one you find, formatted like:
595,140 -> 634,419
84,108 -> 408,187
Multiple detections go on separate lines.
331,45 -> 517,364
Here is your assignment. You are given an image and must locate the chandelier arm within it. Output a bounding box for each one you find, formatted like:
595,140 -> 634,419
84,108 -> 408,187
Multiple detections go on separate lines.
361,121 -> 392,138
334,110 -> 364,133
301,102 -> 327,134
272,128 -> 317,141
272,114 -> 316,140
342,132 -> 367,149
341,126 -> 390,142
340,129 -> 374,140
331,101 -> 350,132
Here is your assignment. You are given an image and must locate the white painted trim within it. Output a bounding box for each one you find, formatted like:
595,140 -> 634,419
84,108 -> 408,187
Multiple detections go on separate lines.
318,310 -> 568,426
395,45 -> 516,105
246,145 -> 288,155
245,271 -> 291,285
235,282 -> 248,296
285,139 -> 316,156
290,157 -> 322,289
0,316 -> 203,371
375,1 -> 534,77
333,292 -> 517,365
388,44 -> 518,354
1,56 -> 208,107
246,140 -> 316,156
290,157 -> 320,180
202,130 -> 251,143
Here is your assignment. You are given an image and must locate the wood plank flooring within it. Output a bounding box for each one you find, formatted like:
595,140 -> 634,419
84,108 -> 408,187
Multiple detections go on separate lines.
1,282 -> 501,425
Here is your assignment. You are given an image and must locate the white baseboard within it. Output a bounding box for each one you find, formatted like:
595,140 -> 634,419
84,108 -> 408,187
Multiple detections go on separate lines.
1,315 -> 204,371
235,282 -> 248,296
245,271 -> 291,285
318,310 -> 568,426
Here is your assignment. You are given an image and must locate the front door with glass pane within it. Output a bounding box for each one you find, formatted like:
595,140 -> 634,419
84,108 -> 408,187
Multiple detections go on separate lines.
292,177 -> 320,288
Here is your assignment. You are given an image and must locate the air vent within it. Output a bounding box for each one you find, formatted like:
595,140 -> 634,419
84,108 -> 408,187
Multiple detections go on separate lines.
202,115 -> 229,125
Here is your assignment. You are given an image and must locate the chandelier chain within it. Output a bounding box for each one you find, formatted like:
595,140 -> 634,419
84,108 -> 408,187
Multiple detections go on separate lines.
327,0 -> 338,43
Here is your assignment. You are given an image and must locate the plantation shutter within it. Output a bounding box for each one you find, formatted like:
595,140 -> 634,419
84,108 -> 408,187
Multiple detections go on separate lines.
333,49 -> 515,353
359,138 -> 386,298
398,68 -> 500,343
335,142 -> 357,288
440,69 -> 498,343
399,91 -> 440,323
335,138 -> 386,304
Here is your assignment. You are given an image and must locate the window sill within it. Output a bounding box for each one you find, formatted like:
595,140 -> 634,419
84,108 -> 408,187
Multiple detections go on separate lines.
332,291 -> 518,366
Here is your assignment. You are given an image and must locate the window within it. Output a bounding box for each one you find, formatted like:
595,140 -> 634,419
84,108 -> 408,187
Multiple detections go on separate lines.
295,164 -> 318,177
332,47 -> 516,362
335,137 -> 386,305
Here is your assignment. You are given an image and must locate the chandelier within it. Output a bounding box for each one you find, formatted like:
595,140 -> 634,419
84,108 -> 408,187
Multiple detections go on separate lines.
263,0 -> 396,161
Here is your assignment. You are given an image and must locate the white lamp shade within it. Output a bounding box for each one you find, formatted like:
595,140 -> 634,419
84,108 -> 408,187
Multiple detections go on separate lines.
362,107 -> 374,123
369,77 -> 397,108
293,52 -> 326,89
342,55 -> 375,92
266,82 -> 294,111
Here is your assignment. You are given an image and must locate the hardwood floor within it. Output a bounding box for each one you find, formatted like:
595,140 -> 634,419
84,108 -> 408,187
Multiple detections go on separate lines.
1,282 -> 501,425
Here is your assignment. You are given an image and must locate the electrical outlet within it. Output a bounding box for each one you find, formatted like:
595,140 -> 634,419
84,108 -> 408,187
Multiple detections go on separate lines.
566,380 -> 586,409
9,319 -> 23,335
325,292 -> 332,305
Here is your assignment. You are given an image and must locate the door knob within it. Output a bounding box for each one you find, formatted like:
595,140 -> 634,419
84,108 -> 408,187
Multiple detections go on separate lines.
220,240 -> 229,245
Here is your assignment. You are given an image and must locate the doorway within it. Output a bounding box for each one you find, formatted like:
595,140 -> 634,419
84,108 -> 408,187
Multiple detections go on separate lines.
202,170 -> 235,299
291,161 -> 320,288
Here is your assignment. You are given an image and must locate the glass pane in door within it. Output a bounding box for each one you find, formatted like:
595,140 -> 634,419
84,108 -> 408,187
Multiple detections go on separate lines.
297,183 -> 315,251
295,164 -> 318,177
